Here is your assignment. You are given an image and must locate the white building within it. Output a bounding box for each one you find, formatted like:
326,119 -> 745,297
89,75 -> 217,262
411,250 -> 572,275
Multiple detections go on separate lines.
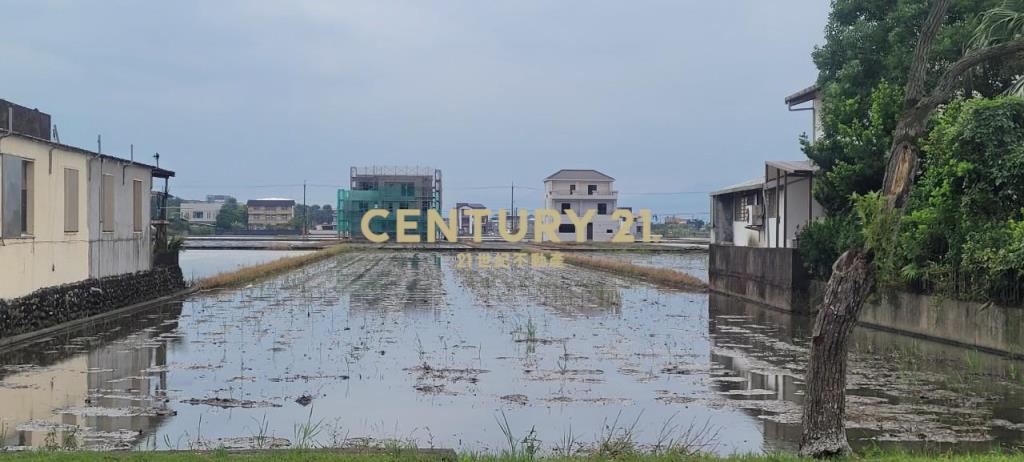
179,199 -> 224,225
709,160 -> 825,248
543,169 -> 622,242
0,101 -> 174,299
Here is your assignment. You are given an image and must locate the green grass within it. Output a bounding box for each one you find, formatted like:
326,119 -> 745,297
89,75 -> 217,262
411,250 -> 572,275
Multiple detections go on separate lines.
1,450 -> 1023,462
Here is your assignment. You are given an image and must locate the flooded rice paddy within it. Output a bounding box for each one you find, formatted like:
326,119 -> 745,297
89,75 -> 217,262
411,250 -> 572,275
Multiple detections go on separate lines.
2,250 -> 1024,454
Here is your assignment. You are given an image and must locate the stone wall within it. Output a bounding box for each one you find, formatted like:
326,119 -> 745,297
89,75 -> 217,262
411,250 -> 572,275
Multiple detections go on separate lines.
0,266 -> 185,339
708,244 -> 812,312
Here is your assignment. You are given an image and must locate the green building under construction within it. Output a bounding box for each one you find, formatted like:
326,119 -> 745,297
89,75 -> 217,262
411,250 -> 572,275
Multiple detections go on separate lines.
337,166 -> 443,239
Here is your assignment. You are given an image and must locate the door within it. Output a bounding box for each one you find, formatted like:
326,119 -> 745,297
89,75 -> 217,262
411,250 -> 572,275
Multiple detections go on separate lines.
586,223 -> 593,240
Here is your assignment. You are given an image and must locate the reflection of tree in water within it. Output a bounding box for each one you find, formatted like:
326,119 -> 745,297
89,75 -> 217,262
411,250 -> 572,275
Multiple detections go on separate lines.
707,292 -> 1024,453
0,302 -> 183,449
451,254 -> 624,314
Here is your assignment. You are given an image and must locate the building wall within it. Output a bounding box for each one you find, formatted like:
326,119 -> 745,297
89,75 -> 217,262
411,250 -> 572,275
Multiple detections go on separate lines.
248,205 -> 293,229
87,161 -> 152,279
710,189 -> 763,247
0,136 -> 91,299
179,201 -> 222,224
543,179 -> 620,242
544,179 -> 615,195
764,177 -> 824,249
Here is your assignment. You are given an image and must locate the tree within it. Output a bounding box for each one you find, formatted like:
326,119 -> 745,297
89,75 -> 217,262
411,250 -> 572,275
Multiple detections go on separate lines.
799,0 -> 1024,457
805,0 -> 1024,216
215,198 -> 247,231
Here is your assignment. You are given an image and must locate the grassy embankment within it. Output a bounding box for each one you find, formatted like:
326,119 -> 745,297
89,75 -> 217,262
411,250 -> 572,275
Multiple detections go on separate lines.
556,253 -> 706,292
194,245 -> 352,290
0,450 -> 1022,462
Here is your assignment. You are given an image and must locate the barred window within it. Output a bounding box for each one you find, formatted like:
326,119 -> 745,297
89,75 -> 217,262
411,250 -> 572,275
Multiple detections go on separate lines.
734,194 -> 750,222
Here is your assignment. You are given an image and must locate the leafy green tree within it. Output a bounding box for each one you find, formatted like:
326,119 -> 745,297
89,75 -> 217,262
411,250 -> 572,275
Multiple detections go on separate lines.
806,0 -> 1023,215
215,198 -> 247,231
898,96 -> 1024,301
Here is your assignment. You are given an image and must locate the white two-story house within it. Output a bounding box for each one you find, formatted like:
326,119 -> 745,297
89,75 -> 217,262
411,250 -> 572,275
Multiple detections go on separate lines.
543,169 -> 621,242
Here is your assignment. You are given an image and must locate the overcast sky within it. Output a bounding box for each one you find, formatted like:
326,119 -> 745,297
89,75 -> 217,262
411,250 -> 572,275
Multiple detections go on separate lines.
0,1 -> 828,218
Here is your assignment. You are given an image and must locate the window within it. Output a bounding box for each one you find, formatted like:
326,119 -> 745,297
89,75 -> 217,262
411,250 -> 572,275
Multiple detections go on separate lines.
558,223 -> 575,233
734,194 -> 750,222
569,184 -> 576,194
2,156 -> 33,237
766,189 -> 778,218
133,179 -> 143,232
597,203 -> 607,215
561,203 -> 570,212
64,168 -> 79,232
588,184 -> 597,195
101,174 -> 115,232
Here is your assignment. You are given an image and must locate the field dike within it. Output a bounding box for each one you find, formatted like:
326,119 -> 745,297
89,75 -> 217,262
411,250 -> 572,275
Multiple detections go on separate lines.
555,252 -> 707,292
195,245 -> 353,290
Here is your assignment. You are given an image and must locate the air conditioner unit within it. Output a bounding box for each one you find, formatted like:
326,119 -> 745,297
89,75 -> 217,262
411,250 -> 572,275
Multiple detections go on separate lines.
745,205 -> 764,230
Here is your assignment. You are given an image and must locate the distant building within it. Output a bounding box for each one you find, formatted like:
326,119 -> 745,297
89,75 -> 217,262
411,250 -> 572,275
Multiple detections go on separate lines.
0,99 -> 175,299
455,203 -> 488,236
180,198 -> 226,225
247,198 -> 295,230
338,166 -> 442,239
542,169 -> 621,242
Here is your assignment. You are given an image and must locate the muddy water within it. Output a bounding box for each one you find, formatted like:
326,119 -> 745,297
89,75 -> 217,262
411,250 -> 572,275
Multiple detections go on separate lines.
1,251 -> 1023,454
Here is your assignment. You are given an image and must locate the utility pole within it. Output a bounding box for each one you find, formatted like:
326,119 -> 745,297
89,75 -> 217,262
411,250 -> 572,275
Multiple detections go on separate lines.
510,182 -> 515,233
302,181 -> 308,238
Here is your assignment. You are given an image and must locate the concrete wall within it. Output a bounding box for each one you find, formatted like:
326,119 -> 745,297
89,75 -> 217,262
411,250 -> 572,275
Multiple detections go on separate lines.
88,160 -> 152,279
0,136 -> 91,299
708,244 -> 811,312
806,284 -> 1024,357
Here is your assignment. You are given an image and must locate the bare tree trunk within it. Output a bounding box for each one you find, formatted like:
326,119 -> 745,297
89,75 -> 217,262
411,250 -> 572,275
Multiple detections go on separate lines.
798,249 -> 875,458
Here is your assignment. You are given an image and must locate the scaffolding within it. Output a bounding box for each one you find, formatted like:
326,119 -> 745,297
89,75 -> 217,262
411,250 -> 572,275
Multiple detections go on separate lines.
338,166 -> 442,238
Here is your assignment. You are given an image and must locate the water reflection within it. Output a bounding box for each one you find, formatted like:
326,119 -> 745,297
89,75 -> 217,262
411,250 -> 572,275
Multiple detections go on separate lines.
0,303 -> 182,449
2,253 -> 1024,455
707,292 -> 1024,453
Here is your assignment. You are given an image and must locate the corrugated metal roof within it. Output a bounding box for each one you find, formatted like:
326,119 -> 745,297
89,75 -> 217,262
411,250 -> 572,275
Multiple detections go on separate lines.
709,178 -> 763,197
766,159 -> 817,173
544,169 -> 615,181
